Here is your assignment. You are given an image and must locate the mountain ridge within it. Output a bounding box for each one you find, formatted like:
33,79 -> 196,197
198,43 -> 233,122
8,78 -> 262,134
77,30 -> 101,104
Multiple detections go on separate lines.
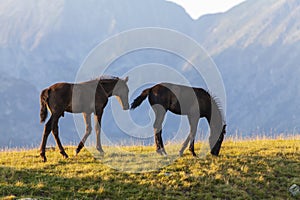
196,0 -> 300,55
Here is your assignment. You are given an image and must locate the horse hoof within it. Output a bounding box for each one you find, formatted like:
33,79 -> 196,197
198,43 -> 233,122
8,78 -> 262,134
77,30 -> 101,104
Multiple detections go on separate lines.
156,149 -> 167,156
60,151 -> 69,159
178,151 -> 183,157
75,149 -> 80,156
210,150 -> 220,157
40,152 -> 47,162
40,156 -> 47,162
96,147 -> 104,154
156,149 -> 163,155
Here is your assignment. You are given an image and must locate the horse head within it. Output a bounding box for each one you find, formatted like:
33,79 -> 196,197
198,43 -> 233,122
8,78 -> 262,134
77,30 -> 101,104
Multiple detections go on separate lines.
210,124 -> 226,156
113,76 -> 130,110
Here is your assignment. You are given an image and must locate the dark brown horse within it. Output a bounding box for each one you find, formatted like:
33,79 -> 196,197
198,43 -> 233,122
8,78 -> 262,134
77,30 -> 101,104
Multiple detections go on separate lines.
131,82 -> 226,157
39,76 -> 129,162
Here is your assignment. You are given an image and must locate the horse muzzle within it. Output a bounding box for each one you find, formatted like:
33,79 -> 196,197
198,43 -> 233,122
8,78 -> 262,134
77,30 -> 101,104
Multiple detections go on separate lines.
210,133 -> 225,156
123,103 -> 130,110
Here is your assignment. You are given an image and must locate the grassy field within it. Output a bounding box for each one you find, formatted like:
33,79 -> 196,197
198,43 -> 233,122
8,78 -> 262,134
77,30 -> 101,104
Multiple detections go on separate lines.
0,139 -> 299,199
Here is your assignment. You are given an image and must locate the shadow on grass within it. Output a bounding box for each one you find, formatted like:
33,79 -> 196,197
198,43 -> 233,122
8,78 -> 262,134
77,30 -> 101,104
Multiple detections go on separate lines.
0,165 -> 160,199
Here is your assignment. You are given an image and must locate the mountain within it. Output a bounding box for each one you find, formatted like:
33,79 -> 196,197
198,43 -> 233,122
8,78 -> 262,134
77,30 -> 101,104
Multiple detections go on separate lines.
0,0 -> 195,88
197,0 -> 300,133
0,0 -> 299,148
198,0 -> 300,53
0,73 -> 40,147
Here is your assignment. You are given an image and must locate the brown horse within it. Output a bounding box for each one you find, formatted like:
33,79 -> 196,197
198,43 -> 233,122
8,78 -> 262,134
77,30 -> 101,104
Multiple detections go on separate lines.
39,76 -> 129,162
131,82 -> 226,157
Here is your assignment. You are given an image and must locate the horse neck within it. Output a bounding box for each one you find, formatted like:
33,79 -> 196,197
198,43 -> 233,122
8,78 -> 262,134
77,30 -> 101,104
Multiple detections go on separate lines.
99,80 -> 117,97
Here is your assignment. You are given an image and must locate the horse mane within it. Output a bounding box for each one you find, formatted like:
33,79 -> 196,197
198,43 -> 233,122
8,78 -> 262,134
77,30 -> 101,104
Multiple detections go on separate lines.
86,75 -> 120,83
99,75 -> 119,81
81,75 -> 120,85
207,90 -> 226,124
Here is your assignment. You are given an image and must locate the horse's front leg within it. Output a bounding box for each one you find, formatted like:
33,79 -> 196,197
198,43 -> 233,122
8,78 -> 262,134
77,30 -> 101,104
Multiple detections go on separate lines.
95,110 -> 104,154
188,140 -> 196,157
76,113 -> 92,155
179,115 -> 198,157
51,115 -> 68,159
152,105 -> 167,155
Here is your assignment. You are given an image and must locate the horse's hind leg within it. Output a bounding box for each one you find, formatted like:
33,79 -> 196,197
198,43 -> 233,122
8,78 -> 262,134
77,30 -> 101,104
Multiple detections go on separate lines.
179,115 -> 198,157
95,110 -> 104,154
51,115 -> 68,159
76,113 -> 92,155
152,105 -> 167,155
39,116 -> 53,162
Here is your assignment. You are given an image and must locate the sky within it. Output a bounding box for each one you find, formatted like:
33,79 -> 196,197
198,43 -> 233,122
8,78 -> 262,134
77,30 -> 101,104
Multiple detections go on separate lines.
167,0 -> 246,19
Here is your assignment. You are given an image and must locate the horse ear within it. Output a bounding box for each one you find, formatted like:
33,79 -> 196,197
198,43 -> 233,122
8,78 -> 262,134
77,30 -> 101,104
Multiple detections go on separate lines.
124,76 -> 129,83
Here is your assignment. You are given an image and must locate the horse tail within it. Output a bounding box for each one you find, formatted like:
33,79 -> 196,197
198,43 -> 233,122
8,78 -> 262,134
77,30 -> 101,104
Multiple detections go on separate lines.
130,88 -> 151,109
40,88 -> 49,123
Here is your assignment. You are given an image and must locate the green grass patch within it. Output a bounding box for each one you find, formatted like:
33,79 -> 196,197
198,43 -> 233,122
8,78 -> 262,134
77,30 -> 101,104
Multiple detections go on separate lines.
0,139 -> 299,199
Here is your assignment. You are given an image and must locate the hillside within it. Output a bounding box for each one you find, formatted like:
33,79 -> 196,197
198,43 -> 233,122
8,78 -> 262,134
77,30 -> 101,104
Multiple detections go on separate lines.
179,0 -> 300,133
0,140 -> 299,199
0,0 -> 300,147
197,0 -> 300,54
0,73 -> 40,147
197,0 -> 300,133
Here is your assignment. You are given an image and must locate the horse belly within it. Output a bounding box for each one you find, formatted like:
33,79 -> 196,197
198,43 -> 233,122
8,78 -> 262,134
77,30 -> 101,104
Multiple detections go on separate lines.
169,101 -> 182,115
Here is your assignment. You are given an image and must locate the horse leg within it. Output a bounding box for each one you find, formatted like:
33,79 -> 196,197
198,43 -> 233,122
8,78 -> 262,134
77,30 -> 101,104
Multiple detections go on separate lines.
152,105 -> 167,155
76,113 -> 92,155
188,139 -> 196,157
39,116 -> 53,162
51,115 -> 68,159
95,110 -> 104,154
188,117 -> 199,157
179,115 -> 198,157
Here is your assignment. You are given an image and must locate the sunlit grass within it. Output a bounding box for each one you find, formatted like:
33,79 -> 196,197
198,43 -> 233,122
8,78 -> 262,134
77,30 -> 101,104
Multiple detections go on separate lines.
0,138 -> 299,199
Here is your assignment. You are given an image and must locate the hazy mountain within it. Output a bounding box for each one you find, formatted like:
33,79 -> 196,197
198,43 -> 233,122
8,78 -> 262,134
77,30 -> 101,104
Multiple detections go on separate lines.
0,0 -> 194,88
197,0 -> 300,54
0,0 -> 299,147
0,73 -> 40,147
198,0 -> 300,133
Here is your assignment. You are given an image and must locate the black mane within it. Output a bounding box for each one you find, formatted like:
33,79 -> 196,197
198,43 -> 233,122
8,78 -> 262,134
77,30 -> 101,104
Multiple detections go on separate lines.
98,75 -> 119,81
209,92 -> 226,124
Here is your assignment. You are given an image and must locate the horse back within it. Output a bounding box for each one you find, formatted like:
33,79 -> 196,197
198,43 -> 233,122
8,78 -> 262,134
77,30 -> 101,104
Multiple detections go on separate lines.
70,81 -> 109,113
46,80 -> 109,114
148,83 -> 198,115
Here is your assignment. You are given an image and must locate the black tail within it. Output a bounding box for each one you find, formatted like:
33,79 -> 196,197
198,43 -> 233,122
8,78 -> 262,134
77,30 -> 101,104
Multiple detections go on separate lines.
40,88 -> 49,123
131,88 -> 151,109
